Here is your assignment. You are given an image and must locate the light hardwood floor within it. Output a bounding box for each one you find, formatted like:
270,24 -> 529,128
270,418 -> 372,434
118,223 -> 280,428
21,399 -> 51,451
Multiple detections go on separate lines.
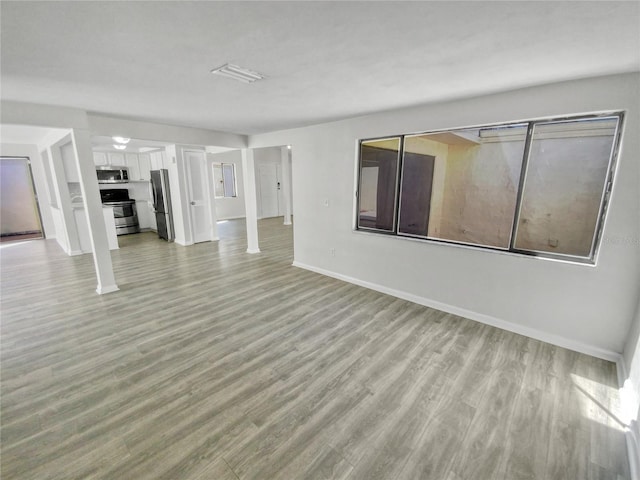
0,218 -> 629,479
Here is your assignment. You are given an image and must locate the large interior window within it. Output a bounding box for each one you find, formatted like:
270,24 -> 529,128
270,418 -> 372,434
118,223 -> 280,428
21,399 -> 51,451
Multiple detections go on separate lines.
355,113 -> 622,263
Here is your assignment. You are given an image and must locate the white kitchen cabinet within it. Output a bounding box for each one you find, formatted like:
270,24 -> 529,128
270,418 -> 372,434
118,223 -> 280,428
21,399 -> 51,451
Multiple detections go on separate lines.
73,206 -> 119,252
136,200 -> 152,230
108,152 -> 126,166
125,153 -> 140,181
93,152 -> 108,166
150,151 -> 164,170
138,153 -> 151,181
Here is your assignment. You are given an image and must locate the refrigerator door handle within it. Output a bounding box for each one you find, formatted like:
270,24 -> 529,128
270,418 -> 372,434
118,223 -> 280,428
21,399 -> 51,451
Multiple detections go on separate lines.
150,180 -> 157,207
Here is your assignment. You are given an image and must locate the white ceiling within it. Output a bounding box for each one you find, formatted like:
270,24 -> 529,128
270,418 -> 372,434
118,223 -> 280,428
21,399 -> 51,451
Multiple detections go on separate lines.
1,1 -> 638,135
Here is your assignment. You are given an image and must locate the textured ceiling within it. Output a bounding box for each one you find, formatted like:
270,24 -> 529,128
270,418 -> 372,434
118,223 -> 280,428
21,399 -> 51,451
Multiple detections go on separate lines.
1,1 -> 638,135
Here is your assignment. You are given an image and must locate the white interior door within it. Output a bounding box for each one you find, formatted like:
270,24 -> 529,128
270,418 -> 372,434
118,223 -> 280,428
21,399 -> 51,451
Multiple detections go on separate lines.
185,150 -> 210,243
258,163 -> 281,218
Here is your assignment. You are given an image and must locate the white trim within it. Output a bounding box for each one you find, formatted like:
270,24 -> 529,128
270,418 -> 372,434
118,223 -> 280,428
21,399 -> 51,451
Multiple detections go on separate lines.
217,215 -> 246,221
174,239 -> 194,247
96,284 -> 119,295
246,248 -> 261,254
291,260 -> 620,362
68,249 -> 84,256
618,356 -> 640,480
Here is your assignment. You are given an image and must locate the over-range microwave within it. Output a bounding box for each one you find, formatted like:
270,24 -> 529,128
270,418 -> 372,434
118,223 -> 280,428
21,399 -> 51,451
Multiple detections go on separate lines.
96,167 -> 129,184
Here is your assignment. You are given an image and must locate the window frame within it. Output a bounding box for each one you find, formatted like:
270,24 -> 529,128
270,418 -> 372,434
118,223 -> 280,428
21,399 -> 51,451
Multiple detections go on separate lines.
212,162 -> 238,199
355,136 -> 403,234
354,111 -> 624,265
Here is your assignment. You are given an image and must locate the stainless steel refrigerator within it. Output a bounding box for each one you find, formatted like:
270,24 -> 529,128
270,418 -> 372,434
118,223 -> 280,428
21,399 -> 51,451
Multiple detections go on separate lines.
150,169 -> 174,241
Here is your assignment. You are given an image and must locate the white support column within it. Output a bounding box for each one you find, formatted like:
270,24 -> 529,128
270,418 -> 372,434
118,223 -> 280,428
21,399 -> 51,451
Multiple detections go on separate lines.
47,139 -> 82,254
280,146 -> 292,225
71,128 -> 119,294
205,153 -> 219,241
241,148 -> 260,254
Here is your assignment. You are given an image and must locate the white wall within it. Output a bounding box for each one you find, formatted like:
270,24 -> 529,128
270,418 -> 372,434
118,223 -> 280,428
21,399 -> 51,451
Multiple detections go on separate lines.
249,72 -> 640,359
0,143 -> 55,238
207,150 -> 246,220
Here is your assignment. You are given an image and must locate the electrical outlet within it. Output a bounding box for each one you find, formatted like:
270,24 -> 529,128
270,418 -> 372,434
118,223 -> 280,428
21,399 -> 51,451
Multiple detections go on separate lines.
323,199 -> 329,207
329,248 -> 336,257
548,238 -> 559,248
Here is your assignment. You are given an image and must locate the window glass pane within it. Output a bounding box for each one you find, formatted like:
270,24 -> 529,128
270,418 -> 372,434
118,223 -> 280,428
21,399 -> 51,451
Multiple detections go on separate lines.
410,125 -> 527,248
222,163 -> 236,197
358,138 -> 400,231
398,139 -> 435,236
212,164 -> 224,197
514,117 -> 618,257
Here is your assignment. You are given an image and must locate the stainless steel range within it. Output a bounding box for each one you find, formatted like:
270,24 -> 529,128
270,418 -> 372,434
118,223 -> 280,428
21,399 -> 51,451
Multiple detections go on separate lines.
100,189 -> 139,235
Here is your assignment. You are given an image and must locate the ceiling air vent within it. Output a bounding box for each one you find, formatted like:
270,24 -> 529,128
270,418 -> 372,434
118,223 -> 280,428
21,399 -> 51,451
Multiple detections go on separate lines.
210,63 -> 265,83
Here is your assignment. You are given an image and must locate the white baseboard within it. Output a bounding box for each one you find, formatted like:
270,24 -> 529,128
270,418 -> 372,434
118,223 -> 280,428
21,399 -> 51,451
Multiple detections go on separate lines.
218,215 -> 246,221
291,261 -> 620,362
247,248 -> 261,254
96,284 -> 119,295
68,249 -> 84,256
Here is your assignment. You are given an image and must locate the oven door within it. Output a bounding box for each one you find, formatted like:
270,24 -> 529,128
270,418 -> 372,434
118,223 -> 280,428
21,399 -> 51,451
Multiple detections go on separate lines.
105,201 -> 139,235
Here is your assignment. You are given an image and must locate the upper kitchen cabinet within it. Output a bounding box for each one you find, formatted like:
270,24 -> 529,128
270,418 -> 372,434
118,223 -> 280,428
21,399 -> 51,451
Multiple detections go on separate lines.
149,150 -> 166,170
93,151 -> 126,167
108,152 -> 126,166
93,152 -> 108,166
137,154 -> 151,181
125,153 -> 140,181
125,153 -> 151,181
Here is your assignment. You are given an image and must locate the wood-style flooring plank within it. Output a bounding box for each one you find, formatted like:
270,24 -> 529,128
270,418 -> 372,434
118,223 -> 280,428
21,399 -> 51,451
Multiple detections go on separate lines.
0,217 -> 629,480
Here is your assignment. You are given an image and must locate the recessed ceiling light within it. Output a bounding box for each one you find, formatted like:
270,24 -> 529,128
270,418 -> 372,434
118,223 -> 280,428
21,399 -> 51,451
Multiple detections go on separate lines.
210,63 -> 265,83
112,136 -> 130,144
113,144 -> 127,150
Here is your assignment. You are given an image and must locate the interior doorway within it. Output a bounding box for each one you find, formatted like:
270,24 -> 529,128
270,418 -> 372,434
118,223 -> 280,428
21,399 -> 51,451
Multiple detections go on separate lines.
0,157 -> 44,242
